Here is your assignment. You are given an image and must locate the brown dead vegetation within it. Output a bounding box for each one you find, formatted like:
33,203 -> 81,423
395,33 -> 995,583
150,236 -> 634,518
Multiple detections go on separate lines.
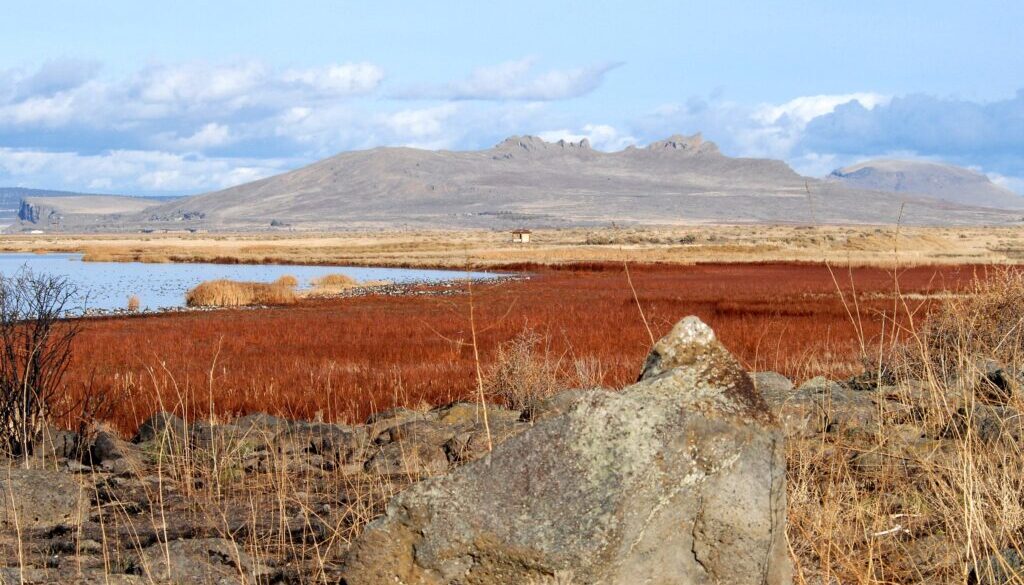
4,225 -> 1024,269
185,278 -> 297,307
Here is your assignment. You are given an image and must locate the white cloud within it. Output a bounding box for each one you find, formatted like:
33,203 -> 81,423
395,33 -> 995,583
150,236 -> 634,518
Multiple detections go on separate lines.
399,58 -> 621,101
87,177 -> 113,190
383,104 -> 460,139
283,63 -> 384,95
5,58 -> 101,100
0,91 -> 79,126
987,172 -> 1024,194
168,123 -> 234,150
642,92 -> 904,161
754,93 -> 890,127
132,61 -> 267,106
800,91 -> 1024,159
0,147 -> 292,194
537,124 -> 637,151
0,59 -> 386,138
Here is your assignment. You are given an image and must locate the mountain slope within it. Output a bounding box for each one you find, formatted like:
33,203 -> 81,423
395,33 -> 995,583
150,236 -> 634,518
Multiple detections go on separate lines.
828,159 -> 1024,209
118,135 -> 1022,229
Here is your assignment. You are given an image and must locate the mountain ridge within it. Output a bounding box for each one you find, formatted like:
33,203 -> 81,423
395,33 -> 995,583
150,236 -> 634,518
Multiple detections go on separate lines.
10,135 -> 1022,231
827,159 -> 1024,210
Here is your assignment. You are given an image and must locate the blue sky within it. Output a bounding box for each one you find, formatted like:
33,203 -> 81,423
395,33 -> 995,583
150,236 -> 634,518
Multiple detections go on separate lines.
2,0 -> 1023,195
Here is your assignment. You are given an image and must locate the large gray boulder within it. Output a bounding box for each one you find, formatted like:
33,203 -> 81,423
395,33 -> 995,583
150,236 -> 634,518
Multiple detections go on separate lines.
132,538 -> 270,584
340,317 -> 791,584
0,468 -> 87,531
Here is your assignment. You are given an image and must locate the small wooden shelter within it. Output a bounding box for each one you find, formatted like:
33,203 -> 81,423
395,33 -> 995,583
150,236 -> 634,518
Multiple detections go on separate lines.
511,229 -> 532,244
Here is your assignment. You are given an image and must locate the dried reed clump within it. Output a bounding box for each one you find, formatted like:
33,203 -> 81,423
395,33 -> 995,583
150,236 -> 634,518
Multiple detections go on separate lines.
185,279 -> 297,307
274,274 -> 299,287
127,294 -> 141,312
311,273 -> 359,288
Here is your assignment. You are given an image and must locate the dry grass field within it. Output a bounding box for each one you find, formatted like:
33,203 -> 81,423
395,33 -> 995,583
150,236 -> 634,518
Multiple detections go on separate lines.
4,224 -> 1024,269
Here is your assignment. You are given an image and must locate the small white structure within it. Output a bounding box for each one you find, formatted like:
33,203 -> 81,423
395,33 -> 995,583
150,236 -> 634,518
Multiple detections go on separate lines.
512,229 -> 532,244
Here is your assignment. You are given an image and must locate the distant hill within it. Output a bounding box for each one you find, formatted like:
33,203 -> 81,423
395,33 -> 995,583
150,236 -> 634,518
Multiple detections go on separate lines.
125,134 -> 1016,230
1,188 -> 178,231
10,136 -> 1021,232
827,159 -> 1024,210
0,188 -> 120,224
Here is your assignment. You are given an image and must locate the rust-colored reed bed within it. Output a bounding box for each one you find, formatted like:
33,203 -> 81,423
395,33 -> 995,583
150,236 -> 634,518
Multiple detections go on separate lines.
62,262 -> 993,434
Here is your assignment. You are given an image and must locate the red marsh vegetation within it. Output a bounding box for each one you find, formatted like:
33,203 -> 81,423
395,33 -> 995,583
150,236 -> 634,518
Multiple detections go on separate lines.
62,262 -> 994,434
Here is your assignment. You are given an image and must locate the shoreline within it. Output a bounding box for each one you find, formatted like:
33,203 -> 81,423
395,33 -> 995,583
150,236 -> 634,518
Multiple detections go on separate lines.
66,274 -> 527,320
3,225 -> 1024,269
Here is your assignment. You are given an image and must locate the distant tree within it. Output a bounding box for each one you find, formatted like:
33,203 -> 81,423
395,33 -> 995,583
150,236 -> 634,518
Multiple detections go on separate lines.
0,269 -> 79,456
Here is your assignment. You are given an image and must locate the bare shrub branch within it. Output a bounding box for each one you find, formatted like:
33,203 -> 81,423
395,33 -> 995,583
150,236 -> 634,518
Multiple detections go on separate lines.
0,268 -> 80,456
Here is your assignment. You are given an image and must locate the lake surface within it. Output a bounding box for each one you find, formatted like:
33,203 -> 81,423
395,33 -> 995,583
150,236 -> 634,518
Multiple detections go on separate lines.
0,253 -> 497,312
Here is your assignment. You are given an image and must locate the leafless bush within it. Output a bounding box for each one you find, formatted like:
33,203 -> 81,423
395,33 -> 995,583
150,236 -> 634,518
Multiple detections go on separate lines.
483,329 -> 609,414
483,329 -> 573,414
0,269 -> 79,456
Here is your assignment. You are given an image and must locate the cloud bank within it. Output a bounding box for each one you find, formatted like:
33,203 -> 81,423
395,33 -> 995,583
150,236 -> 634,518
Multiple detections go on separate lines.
627,90 -> 1024,189
395,58 -> 622,101
1,57 -> 1022,195
799,91 -> 1024,175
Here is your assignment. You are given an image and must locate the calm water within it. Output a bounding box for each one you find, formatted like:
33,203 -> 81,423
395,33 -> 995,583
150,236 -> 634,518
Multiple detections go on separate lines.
0,253 -> 497,312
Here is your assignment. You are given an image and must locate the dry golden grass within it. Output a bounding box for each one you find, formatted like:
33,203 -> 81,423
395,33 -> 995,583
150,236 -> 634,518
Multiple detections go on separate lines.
311,273 -> 357,288
4,225 -> 1024,269
3,405 -> 410,583
274,274 -> 298,287
788,268 -> 1024,583
185,279 -> 297,307
303,273 -> 393,298
126,294 -> 141,312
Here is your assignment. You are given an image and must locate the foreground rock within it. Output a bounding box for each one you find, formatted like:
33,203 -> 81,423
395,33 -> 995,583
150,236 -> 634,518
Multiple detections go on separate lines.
340,317 -> 791,584
132,538 -> 270,584
0,468 -> 86,531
